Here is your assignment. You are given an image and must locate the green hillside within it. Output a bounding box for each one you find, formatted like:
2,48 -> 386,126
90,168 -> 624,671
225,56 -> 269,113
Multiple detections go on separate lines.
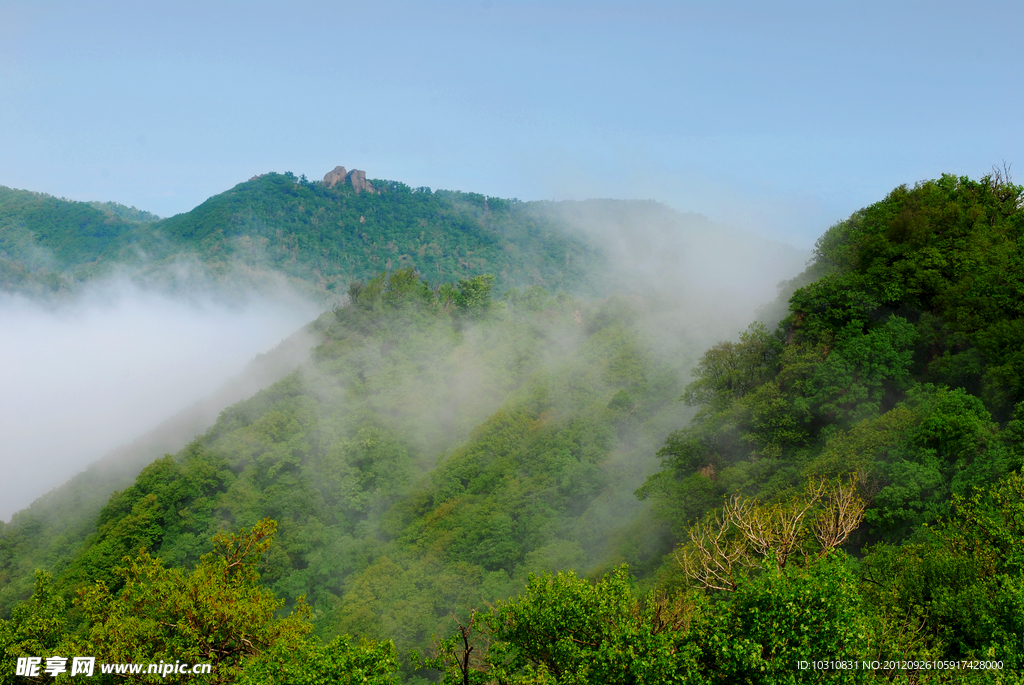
3,173 -> 1023,683
633,173 -> 1024,678
641,172 -> 1024,531
153,173 -> 604,296
1,173 -> 606,300
0,187 -> 154,294
2,172 -> 807,305
1,271 -> 703,683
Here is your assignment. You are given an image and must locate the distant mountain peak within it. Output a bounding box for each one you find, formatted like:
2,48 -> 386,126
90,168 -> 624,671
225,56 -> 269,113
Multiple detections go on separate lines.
323,165 -> 375,193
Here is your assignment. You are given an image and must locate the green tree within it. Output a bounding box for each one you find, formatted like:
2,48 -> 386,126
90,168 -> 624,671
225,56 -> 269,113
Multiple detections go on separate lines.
455,274 -> 496,315
861,471 -> 1024,669
237,634 -> 399,685
0,572 -> 67,684
712,554 -> 869,684
71,519 -> 312,684
682,323 -> 780,415
482,566 -> 705,685
0,519 -> 400,685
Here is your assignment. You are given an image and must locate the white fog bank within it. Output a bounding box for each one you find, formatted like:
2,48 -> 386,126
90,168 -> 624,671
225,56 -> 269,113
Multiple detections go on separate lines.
0,282 -> 323,520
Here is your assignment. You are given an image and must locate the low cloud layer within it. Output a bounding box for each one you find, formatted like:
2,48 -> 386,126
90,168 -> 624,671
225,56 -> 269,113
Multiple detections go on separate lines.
0,200 -> 812,523
547,200 -> 810,325
0,280 -> 322,520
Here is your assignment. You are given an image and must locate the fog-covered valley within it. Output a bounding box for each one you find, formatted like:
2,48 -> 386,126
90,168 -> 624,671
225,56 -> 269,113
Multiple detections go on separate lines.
4,168 -> 1021,684
0,177 -> 812,526
4,3 -> 1022,680
0,280 -> 321,519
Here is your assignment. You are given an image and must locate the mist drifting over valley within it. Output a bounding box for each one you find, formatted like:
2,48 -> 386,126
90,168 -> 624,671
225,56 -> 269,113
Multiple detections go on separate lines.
2,4 -> 1021,680
0,166 -> 821,681
0,179 -> 809,523
0,279 -> 321,520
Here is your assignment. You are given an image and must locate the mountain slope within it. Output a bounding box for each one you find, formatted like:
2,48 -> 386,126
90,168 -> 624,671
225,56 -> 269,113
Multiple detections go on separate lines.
0,321 -> 318,611
0,187 -> 155,294
1,171 -> 808,305
153,173 -> 605,296
5,174 -> 1023,682
1,174 -> 607,300
642,171 -> 1024,556
0,172 -> 807,628
1,274 -> 712,679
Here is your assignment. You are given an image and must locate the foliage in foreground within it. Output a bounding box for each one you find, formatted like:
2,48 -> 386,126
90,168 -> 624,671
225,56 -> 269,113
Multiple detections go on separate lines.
0,519 -> 398,684
7,473 -> 1023,683
423,474 -> 1024,684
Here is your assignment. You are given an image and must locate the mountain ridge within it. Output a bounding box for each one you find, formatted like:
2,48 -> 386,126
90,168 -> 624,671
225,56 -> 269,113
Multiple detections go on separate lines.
1,171 -> 808,304
3,173 -> 1023,683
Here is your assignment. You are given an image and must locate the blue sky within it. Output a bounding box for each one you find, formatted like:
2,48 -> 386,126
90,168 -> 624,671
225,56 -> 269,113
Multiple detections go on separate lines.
1,0 -> 1021,248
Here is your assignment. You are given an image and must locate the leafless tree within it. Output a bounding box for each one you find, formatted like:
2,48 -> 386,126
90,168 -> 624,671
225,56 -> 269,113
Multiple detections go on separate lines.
677,476 -> 865,591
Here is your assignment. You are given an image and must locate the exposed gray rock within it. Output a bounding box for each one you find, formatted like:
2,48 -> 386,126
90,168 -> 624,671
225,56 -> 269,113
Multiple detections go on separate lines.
323,166 -> 376,193
346,169 -> 375,194
323,166 -> 348,188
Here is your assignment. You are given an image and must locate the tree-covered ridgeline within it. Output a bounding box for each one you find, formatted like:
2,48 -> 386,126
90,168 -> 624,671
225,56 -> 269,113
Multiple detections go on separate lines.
2,173 -> 806,305
0,187 -> 153,295
0,175 -> 605,299
3,172 -> 1024,683
640,172 -> 1024,535
394,172 -> 1024,682
624,172 -> 1024,680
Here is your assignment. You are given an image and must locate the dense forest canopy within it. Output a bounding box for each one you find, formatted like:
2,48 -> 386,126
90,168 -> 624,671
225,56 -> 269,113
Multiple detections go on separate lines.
0,172 -> 804,307
2,172 -> 1024,683
2,269 -> 704,683
0,175 -> 605,300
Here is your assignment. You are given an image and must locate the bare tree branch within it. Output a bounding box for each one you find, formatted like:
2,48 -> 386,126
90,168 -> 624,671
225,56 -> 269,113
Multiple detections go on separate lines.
677,476 -> 866,590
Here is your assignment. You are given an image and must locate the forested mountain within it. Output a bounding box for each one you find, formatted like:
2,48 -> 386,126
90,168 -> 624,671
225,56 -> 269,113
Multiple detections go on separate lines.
1,271 -> 709,683
4,172 -> 1023,683
0,170 -> 802,618
1,170 -> 804,304
0,188 -> 155,295
630,173 -> 1024,680
1,173 -> 604,300
641,172 -> 1024,526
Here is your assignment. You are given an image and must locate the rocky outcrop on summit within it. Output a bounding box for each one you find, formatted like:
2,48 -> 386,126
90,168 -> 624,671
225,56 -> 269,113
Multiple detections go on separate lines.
323,166 -> 348,188
347,169 -> 374,194
323,166 -> 376,194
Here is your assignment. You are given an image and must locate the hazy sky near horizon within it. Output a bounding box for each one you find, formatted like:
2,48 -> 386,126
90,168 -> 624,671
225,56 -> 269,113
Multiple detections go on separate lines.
2,0 -> 1021,248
